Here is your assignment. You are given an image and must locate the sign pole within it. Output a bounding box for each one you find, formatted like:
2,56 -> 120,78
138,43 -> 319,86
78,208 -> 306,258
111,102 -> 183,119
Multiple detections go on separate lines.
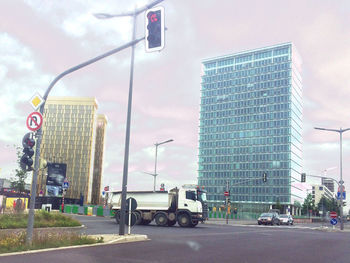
62,191 -> 65,213
226,180 -> 229,224
128,198 -> 131,235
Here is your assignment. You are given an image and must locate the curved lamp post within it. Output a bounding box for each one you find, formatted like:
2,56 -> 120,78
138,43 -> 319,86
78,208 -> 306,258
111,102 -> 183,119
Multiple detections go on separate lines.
314,127 -> 350,230
153,139 -> 173,191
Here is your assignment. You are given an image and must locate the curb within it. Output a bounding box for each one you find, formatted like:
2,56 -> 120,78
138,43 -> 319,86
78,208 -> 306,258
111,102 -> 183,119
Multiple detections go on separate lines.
0,234 -> 148,257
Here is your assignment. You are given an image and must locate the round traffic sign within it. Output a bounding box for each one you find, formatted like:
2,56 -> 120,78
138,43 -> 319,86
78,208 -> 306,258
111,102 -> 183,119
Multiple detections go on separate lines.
126,197 -> 138,211
26,112 -> 43,131
338,185 -> 345,192
330,218 -> 338,225
330,211 -> 337,219
125,212 -> 137,226
224,191 -> 229,197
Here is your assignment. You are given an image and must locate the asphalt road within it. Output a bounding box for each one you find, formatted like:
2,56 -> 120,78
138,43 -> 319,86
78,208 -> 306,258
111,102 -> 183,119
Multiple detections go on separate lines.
2,215 -> 350,263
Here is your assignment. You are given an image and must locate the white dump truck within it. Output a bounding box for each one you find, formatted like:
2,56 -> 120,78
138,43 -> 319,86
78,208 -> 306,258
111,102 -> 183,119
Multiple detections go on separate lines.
109,184 -> 208,227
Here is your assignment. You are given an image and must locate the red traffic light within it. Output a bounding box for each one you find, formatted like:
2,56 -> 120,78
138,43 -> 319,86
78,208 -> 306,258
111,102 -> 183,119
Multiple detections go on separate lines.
145,6 -> 164,52
148,13 -> 158,23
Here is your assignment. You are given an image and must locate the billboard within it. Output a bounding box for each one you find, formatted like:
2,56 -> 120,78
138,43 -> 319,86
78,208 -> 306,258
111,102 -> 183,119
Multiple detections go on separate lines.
46,163 -> 67,197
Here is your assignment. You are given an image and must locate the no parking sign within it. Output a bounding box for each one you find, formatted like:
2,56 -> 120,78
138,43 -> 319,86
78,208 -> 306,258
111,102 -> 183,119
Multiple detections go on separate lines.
26,112 -> 43,131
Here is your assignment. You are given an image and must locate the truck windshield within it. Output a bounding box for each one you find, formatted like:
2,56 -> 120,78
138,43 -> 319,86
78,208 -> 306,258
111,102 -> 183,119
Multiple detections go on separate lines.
186,191 -> 196,201
197,191 -> 207,202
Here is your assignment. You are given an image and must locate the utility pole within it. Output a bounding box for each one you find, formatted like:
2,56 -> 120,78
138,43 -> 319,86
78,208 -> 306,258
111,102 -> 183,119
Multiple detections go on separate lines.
153,139 -> 173,192
25,36 -> 144,246
95,0 -> 165,235
226,180 -> 229,224
314,126 -> 350,230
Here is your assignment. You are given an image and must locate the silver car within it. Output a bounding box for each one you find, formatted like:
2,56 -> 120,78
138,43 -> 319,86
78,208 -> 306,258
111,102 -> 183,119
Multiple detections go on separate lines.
279,214 -> 294,225
258,212 -> 280,225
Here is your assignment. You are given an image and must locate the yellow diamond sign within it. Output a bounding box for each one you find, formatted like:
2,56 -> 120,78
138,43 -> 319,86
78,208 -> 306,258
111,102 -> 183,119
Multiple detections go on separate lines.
30,93 -> 44,110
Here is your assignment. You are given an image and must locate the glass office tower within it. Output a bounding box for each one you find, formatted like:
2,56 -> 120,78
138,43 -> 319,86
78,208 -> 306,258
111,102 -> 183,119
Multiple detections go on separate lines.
198,43 -> 303,216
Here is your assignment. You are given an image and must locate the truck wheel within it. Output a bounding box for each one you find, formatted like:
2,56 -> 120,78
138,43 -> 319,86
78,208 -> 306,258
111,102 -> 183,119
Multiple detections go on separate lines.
178,213 -> 191,227
134,211 -> 142,225
115,210 -> 120,224
168,220 -> 176,226
155,212 -> 168,226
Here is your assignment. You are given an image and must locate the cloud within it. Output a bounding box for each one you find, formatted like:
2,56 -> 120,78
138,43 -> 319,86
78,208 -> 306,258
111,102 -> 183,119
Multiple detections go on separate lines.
1,1 -> 350,207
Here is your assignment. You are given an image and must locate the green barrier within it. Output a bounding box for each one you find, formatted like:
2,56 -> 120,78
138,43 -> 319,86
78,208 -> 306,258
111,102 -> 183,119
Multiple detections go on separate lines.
110,210 -> 115,217
64,205 -> 72,213
96,206 -> 104,217
84,206 -> 88,215
72,205 -> 79,214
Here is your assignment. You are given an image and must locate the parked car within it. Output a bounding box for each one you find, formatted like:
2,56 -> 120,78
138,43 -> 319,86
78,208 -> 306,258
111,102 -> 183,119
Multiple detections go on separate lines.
279,214 -> 294,225
257,212 -> 280,225
268,209 -> 281,215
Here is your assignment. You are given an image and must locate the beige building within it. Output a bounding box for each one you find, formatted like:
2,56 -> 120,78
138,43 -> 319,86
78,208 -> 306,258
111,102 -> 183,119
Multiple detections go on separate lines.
37,97 -> 107,204
311,184 -> 334,206
91,114 -> 108,205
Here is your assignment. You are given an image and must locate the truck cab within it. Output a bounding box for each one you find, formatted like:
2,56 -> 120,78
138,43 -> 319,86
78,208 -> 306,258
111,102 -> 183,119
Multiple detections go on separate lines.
175,185 -> 208,226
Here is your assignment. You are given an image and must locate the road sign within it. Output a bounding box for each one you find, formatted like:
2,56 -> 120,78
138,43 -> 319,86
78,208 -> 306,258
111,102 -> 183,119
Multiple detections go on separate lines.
330,211 -> 337,219
224,191 -> 229,197
337,191 -> 346,200
63,178 -> 69,189
330,218 -> 338,225
125,212 -> 137,226
29,93 -> 45,110
338,185 -> 345,192
126,197 -> 137,212
26,112 -> 43,131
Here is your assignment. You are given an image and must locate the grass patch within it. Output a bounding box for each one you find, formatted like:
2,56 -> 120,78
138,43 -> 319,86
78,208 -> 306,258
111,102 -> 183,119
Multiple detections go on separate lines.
0,210 -> 81,229
0,231 -> 104,254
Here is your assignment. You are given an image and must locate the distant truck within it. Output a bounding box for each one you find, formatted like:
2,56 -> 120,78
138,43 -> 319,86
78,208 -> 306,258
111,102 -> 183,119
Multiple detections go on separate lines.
109,184 -> 208,227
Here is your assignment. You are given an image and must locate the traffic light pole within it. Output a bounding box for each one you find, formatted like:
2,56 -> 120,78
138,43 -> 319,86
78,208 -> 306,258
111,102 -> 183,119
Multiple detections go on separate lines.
226,180 -> 229,224
95,0 -> 165,236
118,8 -> 137,235
25,37 -> 144,245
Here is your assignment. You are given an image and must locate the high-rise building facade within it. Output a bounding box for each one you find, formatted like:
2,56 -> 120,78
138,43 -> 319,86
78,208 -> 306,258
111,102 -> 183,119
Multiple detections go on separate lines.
321,178 -> 335,194
91,114 -> 108,205
37,97 -> 106,204
198,43 -> 303,215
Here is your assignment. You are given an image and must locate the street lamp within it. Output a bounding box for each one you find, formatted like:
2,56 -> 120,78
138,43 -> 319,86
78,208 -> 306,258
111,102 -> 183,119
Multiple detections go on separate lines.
152,139 -> 173,192
94,0 -> 164,236
314,126 -> 350,230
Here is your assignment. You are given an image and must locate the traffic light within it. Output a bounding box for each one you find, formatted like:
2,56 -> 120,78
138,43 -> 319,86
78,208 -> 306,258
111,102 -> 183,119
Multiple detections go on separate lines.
145,6 -> 164,52
20,132 -> 35,171
301,173 -> 306,182
262,172 -> 267,183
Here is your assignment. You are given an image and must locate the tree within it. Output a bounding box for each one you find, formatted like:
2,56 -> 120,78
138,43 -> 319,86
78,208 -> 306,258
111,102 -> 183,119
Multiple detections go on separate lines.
294,200 -> 302,209
302,194 -> 315,216
10,146 -> 29,194
274,198 -> 283,214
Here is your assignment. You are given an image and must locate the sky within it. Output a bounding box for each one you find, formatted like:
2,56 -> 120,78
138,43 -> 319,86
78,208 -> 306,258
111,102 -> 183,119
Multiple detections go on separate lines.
1,0 -> 350,208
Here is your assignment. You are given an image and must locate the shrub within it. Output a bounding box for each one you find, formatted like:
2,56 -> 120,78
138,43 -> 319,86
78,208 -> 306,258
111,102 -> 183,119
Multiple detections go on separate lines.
0,231 -> 102,254
0,211 -> 81,229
